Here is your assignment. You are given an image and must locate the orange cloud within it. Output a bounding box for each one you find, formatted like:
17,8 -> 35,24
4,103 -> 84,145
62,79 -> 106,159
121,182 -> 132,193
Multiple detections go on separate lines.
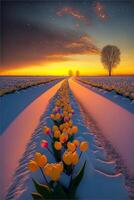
94,2 -> 109,22
65,34 -> 100,55
57,7 -> 90,26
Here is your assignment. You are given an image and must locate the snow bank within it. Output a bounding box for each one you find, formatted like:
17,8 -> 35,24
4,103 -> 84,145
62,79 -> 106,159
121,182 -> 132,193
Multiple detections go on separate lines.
69,78 -> 134,176
0,79 -> 61,135
0,80 -> 63,199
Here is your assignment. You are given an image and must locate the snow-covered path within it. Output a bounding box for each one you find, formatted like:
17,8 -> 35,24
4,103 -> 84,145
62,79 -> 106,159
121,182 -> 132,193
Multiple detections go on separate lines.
69,78 -> 134,176
0,80 -> 63,199
4,81 -> 129,200
0,79 -> 61,135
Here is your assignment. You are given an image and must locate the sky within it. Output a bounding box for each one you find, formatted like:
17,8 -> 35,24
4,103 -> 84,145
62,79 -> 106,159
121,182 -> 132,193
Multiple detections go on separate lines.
0,0 -> 134,76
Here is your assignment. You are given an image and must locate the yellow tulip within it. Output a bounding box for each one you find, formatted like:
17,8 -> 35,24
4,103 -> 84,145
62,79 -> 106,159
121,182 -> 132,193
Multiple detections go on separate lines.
73,139 -> 80,147
55,162 -> 64,173
80,141 -> 89,152
52,125 -> 59,132
67,128 -> 72,135
72,151 -> 79,165
60,133 -> 68,143
50,114 -> 55,119
55,113 -> 61,120
44,163 -> 53,176
50,166 -> 61,181
67,142 -> 76,152
28,160 -> 38,172
71,126 -> 78,134
68,120 -> 73,127
63,111 -> 67,116
36,155 -> 47,168
54,141 -> 62,150
54,130 -> 61,138
63,151 -> 72,165
59,124 -> 64,131
34,152 -> 42,163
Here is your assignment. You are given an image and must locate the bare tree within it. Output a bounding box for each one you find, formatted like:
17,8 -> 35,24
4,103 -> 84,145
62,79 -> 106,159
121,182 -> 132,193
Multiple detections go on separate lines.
76,70 -> 80,77
101,45 -> 120,76
68,70 -> 73,76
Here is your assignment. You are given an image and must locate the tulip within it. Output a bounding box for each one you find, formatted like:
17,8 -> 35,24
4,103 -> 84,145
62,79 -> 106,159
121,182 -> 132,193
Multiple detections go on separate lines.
60,133 -> 68,143
71,126 -> 78,134
50,114 -> 55,119
41,140 -> 48,148
54,141 -> 62,150
73,139 -> 80,147
36,155 -> 48,168
80,141 -> 89,152
44,163 -> 53,176
67,128 -> 72,135
56,162 -> 64,173
67,142 -> 76,152
59,124 -> 64,131
68,113 -> 72,118
28,160 -> 38,172
63,111 -> 68,117
34,152 -> 42,163
64,117 -> 69,122
51,167 -> 61,181
52,125 -> 59,132
55,113 -> 61,120
54,130 -> 61,138
68,120 -> 73,127
63,151 -> 72,165
44,126 -> 51,135
72,151 -> 79,165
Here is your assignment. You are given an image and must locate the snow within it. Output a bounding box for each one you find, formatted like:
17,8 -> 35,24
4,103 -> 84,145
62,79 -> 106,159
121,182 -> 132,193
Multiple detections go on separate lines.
69,78 -> 134,176
0,80 -> 63,199
4,81 -> 129,200
78,80 -> 134,114
0,79 -> 61,135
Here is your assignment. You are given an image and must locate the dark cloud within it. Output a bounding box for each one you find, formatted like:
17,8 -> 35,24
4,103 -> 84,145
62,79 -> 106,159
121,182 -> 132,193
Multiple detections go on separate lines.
1,15 -> 99,70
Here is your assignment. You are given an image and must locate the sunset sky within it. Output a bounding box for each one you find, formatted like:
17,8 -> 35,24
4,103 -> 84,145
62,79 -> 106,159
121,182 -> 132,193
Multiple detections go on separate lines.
0,0 -> 134,76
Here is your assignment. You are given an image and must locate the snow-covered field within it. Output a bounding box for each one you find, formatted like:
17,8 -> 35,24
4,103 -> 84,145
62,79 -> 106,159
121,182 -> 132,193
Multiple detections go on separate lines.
3,80 -> 129,200
1,76 -> 133,200
0,76 -> 61,96
78,76 -> 134,100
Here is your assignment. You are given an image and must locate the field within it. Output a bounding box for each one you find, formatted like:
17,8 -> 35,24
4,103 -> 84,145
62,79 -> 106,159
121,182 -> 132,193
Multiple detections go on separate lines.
77,76 -> 134,100
0,76 -> 61,96
0,76 -> 134,200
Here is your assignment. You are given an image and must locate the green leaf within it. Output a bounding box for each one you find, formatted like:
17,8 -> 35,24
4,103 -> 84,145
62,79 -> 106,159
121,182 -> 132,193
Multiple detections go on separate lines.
69,161 -> 86,199
32,179 -> 51,199
32,192 -> 44,200
52,183 -> 68,199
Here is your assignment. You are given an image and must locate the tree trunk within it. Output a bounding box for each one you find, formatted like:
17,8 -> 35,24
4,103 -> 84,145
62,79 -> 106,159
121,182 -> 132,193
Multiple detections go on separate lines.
109,67 -> 112,76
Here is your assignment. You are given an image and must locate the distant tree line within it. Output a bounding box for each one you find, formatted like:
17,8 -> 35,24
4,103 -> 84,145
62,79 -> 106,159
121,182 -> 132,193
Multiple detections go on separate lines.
68,70 -> 80,77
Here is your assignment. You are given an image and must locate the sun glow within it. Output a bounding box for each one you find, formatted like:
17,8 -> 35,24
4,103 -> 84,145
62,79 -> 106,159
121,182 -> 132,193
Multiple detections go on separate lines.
0,54 -> 133,76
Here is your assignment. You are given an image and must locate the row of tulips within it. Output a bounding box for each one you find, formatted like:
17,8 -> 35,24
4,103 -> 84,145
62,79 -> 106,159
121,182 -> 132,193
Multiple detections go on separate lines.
78,78 -> 134,100
28,80 -> 89,200
0,77 -> 59,96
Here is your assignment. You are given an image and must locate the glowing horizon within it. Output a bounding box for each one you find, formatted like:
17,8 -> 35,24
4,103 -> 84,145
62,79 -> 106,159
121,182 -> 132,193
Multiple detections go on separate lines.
1,54 -> 133,76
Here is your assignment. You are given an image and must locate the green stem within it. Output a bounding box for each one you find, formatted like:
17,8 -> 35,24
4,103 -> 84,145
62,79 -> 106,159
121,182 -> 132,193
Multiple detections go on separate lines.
40,167 -> 49,185
47,147 -> 54,155
79,151 -> 82,159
